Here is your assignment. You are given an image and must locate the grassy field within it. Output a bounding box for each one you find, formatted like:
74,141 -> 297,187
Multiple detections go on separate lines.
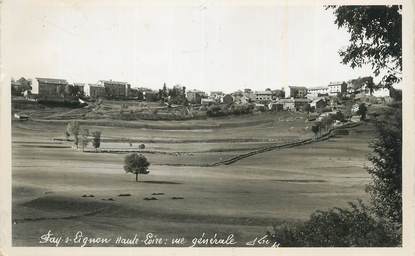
11,109 -> 375,247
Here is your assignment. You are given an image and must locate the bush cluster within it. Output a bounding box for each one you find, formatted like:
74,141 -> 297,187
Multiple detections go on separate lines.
268,201 -> 401,247
206,104 -> 253,117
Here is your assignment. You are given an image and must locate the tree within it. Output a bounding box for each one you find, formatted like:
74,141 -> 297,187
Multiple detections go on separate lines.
311,123 -> 320,140
57,84 -> 65,97
17,77 -> 32,90
72,86 -> 81,96
207,105 -> 226,117
320,116 -> 333,132
366,79 -> 376,96
358,103 -> 368,120
80,128 -> 90,152
66,121 -> 80,149
82,128 -> 89,136
303,104 -> 311,114
64,130 -> 70,140
92,131 -> 102,151
11,77 -> 32,96
64,84 -> 75,96
333,111 -> 345,122
367,103 -> 402,225
348,76 -> 377,95
343,101 -> 353,120
137,91 -> 144,101
145,92 -> 159,102
159,83 -> 169,102
123,153 -> 150,182
327,6 -> 402,92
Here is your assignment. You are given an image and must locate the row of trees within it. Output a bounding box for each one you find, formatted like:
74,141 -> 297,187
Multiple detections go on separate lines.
65,121 -> 151,182
311,116 -> 334,139
66,121 -> 151,183
206,103 -> 254,117
158,83 -> 188,106
65,121 -> 151,183
11,77 -> 32,96
57,84 -> 83,98
65,121 -> 101,151
136,83 -> 188,105
310,103 -> 367,140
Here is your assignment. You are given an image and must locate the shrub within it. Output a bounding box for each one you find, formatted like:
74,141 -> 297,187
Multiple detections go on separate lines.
333,111 -> 345,122
357,103 -> 368,120
268,201 -> 400,247
207,104 -> 253,117
367,102 -> 402,225
66,121 -> 80,149
207,105 -> 225,117
92,131 -> 102,151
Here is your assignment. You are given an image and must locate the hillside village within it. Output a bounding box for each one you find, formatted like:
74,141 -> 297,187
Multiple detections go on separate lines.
11,76 -> 392,123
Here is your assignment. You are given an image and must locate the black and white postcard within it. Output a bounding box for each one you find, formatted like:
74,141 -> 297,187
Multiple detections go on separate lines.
0,0 -> 414,255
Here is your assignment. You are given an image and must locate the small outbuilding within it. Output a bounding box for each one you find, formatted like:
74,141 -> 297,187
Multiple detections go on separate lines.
14,113 -> 29,120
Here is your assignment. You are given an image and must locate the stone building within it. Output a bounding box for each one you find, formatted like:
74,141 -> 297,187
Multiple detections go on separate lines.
36,78 -> 68,96
307,86 -> 329,98
328,81 -> 347,96
86,84 -> 106,98
254,91 -> 273,101
286,86 -> 307,98
98,80 -> 131,98
186,90 -> 206,104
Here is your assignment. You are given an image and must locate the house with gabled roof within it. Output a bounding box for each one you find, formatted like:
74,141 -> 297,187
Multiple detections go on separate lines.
35,77 -> 68,96
85,83 -> 106,98
97,80 -> 131,98
286,86 -> 307,98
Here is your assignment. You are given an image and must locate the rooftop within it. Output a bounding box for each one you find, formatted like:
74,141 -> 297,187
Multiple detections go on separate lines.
11,80 -> 22,86
311,98 -> 326,103
88,83 -> 104,87
294,98 -> 311,103
278,98 -> 311,103
278,98 -> 295,103
308,86 -> 327,90
255,91 -> 273,95
36,77 -> 68,85
328,81 -> 345,86
99,80 -> 129,85
187,89 -> 205,93
289,86 -> 307,90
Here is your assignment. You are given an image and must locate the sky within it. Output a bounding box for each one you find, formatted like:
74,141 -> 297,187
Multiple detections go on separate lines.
4,0 -> 376,93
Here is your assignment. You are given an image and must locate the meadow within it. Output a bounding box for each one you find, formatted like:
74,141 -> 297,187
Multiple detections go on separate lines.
11,109 -> 374,247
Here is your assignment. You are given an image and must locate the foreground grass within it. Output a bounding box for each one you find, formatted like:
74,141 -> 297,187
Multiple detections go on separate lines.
11,112 -> 374,246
